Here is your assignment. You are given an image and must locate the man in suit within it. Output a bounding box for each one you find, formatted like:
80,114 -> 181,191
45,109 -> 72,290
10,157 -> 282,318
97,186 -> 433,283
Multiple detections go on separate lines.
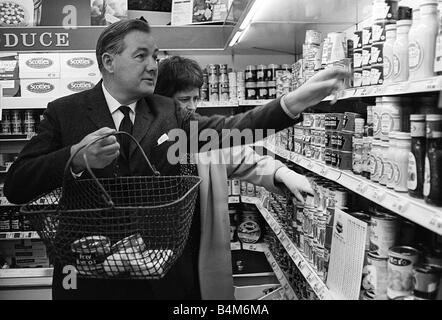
4,19 -> 348,299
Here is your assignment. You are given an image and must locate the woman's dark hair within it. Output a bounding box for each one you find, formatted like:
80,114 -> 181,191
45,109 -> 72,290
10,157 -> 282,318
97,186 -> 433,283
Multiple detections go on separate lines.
155,56 -> 204,97
96,19 -> 151,72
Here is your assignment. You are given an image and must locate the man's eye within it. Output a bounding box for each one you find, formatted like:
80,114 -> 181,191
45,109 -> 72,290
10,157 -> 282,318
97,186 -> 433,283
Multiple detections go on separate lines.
135,54 -> 145,60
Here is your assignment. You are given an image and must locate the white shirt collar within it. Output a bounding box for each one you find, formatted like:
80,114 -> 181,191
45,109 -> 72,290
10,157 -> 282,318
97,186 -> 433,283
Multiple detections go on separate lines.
102,83 -> 137,115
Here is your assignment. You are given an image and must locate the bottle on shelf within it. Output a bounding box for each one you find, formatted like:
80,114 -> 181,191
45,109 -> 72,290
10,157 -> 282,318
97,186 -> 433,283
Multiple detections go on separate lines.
423,114 -> 442,206
408,115 -> 427,199
383,23 -> 398,84
393,6 -> 413,82
393,132 -> 412,193
408,0 -> 439,81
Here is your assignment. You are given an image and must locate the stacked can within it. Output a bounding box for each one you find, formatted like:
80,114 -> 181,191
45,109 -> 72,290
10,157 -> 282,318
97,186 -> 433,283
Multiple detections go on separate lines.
23,110 -> 36,135
10,110 -> 22,134
236,71 -> 246,100
303,30 -> 322,82
362,26 -> 372,86
228,71 -> 237,101
245,65 -> 257,100
200,71 -> 209,102
353,30 -> 363,87
371,0 -> 398,86
266,64 -> 279,99
1,110 -> 12,134
218,64 -> 230,102
207,64 -> 220,102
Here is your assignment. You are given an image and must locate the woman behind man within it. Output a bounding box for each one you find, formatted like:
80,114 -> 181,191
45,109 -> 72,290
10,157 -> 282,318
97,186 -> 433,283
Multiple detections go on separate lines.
155,56 -> 313,299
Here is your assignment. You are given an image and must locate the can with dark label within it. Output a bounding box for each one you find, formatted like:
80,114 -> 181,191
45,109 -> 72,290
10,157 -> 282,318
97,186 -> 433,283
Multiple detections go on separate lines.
71,236 -> 111,276
256,65 -> 267,81
371,64 -> 384,85
245,65 -> 257,82
371,42 -> 384,65
387,246 -> 420,299
257,81 -> 268,99
245,82 -> 257,100
412,264 -> 442,300
354,30 -> 363,49
336,132 -> 353,151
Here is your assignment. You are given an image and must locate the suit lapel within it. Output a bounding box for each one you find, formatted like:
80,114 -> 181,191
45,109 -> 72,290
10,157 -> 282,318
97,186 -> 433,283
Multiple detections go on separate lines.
130,96 -> 154,157
85,81 -> 116,131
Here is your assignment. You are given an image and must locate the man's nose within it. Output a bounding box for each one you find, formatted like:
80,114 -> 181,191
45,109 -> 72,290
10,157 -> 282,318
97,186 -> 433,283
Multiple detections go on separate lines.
146,57 -> 158,71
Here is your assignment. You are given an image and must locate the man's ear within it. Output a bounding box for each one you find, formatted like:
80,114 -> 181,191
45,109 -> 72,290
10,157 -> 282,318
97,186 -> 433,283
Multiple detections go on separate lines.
101,53 -> 114,74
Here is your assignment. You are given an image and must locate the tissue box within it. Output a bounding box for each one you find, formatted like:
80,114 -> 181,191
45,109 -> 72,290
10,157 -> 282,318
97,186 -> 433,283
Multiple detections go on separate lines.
20,79 -> 60,97
59,77 -> 100,96
19,53 -> 60,79
60,52 -> 100,78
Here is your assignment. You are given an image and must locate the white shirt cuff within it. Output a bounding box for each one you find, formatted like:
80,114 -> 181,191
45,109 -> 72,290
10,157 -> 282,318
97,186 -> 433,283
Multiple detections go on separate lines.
280,95 -> 300,120
70,167 -> 84,179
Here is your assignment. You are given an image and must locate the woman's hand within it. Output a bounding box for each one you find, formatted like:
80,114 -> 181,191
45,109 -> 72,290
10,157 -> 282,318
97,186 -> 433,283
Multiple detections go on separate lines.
274,167 -> 314,204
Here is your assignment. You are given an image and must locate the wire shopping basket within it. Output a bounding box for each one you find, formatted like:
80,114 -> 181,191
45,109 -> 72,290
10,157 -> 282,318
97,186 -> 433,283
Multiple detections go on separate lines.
20,132 -> 202,280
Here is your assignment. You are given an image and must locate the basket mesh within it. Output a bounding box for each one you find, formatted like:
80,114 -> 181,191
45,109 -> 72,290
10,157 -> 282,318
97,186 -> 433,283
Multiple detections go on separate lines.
21,175 -> 201,280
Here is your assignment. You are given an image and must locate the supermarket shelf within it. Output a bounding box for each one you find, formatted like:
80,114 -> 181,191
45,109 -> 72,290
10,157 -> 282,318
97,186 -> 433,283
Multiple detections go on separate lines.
239,99 -> 273,106
0,268 -> 53,287
0,231 -> 40,240
2,97 -> 53,110
263,246 -> 298,300
230,242 -> 266,252
322,76 -> 442,102
198,101 -> 239,108
262,141 -> 442,236
255,201 -> 335,300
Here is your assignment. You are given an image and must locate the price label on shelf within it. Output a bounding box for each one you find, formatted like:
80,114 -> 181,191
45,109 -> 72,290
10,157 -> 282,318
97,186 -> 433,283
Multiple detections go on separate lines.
425,79 -> 439,91
429,215 -> 442,233
372,86 -> 384,96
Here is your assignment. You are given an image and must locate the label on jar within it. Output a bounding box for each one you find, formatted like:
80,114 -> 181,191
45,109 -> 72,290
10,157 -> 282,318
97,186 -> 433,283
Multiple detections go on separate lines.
381,113 -> 399,135
393,54 -> 400,78
384,56 -> 392,79
408,152 -> 418,191
383,160 -> 394,183
373,111 -> 381,136
411,121 -> 426,137
423,156 -> 431,197
409,41 -> 423,71
393,163 -> 401,185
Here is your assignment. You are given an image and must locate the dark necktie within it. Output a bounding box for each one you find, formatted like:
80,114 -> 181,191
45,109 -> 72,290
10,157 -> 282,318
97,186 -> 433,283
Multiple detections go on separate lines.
118,106 -> 133,160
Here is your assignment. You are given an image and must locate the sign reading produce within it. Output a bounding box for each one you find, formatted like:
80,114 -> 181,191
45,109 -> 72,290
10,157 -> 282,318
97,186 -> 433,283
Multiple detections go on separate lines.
0,27 -> 104,51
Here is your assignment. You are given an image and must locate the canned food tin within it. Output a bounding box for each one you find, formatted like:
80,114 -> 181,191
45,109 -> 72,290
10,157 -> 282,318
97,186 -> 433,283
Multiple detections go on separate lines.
112,234 -> 146,254
245,65 -> 257,82
256,65 -> 266,81
325,148 -> 333,166
362,67 -> 372,86
371,64 -> 384,85
354,49 -> 363,68
387,246 -> 420,299
331,150 -> 339,167
372,20 -> 391,43
362,45 -> 371,67
330,131 -> 339,148
336,132 -> 353,151
412,264 -> 442,300
325,113 -> 344,131
362,252 -> 389,300
267,81 -> 276,99
11,121 -> 22,134
71,236 -> 111,276
245,82 -> 257,100
1,120 -> 11,134
363,27 -> 372,46
257,81 -> 268,99
342,112 -> 363,133
354,30 -> 363,49
370,213 -> 400,258
306,30 -> 322,46
237,218 -> 261,244
371,42 -> 384,65
353,68 -> 363,87
266,64 -> 280,81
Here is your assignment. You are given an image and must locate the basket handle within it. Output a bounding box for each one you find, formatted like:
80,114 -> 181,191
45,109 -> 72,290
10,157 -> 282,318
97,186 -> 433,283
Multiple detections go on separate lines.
63,131 -> 161,206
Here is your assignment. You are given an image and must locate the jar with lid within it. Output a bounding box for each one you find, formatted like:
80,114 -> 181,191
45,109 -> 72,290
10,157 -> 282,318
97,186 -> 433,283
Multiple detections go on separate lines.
256,65 -> 267,82
245,82 -> 257,100
409,0 -> 438,80
370,140 -> 383,183
245,65 -> 257,82
386,132 -> 398,189
257,81 -> 268,99
423,114 -> 442,206
383,23 -> 397,84
408,115 -> 427,198
393,132 -> 411,192
393,7 -> 412,82
381,96 -> 403,140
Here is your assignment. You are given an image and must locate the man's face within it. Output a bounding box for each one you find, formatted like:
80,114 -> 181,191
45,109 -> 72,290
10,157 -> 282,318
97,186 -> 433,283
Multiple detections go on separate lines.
111,30 -> 159,100
173,87 -> 201,112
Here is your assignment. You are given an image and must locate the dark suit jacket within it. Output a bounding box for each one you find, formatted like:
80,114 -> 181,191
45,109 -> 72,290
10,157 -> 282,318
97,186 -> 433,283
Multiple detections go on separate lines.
4,81 -> 298,299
